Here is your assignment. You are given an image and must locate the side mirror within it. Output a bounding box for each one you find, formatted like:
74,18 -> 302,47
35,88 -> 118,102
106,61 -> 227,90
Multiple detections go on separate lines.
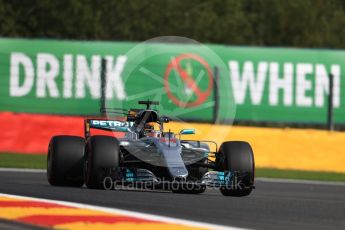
180,129 -> 195,135
160,116 -> 170,123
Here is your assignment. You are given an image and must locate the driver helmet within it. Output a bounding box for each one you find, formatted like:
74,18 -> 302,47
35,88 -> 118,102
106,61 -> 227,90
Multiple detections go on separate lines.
144,122 -> 161,138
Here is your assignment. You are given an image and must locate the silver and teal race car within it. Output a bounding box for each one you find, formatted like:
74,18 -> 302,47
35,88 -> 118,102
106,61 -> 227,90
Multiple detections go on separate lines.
47,101 -> 255,196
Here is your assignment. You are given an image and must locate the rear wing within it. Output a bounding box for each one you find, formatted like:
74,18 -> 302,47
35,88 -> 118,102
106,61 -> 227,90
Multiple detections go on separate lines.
84,119 -> 134,139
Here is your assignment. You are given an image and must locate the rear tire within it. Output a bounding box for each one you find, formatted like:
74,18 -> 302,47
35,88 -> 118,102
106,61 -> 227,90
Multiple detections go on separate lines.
216,141 -> 255,197
47,136 -> 85,187
85,135 -> 120,189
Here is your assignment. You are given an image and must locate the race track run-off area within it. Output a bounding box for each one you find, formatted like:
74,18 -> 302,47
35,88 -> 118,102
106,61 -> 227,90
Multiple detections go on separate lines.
0,193 -> 230,230
0,170 -> 345,230
1,112 -> 345,173
1,112 -> 345,229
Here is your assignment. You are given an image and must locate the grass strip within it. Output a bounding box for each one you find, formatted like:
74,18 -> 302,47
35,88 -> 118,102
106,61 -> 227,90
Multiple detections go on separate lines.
1,153 -> 345,182
0,153 -> 46,169
256,168 -> 345,182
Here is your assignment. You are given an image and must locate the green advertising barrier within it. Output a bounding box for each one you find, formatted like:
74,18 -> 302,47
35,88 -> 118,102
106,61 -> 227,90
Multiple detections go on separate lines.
0,38 -> 344,124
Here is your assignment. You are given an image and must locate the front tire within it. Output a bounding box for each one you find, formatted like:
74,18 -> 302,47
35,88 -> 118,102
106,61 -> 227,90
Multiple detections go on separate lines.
216,141 -> 255,197
84,135 -> 120,189
47,136 -> 85,187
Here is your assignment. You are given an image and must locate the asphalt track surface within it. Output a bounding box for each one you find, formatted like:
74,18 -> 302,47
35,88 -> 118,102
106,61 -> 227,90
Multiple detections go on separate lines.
0,170 -> 345,230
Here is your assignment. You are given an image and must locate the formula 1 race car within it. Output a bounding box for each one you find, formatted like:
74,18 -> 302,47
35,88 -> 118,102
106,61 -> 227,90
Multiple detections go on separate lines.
47,101 -> 255,196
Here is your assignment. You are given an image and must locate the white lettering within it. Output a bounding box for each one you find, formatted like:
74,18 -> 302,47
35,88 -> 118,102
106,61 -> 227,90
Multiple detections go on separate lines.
36,53 -> 59,98
9,53 -> 34,97
331,65 -> 341,108
63,55 -> 73,98
92,120 -> 100,125
296,63 -> 313,107
269,63 -> 293,106
315,64 -> 341,108
76,55 -> 101,99
114,121 -> 123,126
105,55 -> 127,100
229,61 -> 268,105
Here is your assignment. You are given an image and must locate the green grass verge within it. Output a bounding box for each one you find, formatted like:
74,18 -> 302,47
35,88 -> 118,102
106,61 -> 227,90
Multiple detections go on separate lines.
256,168 -> 345,182
0,153 -> 46,169
1,153 -> 345,182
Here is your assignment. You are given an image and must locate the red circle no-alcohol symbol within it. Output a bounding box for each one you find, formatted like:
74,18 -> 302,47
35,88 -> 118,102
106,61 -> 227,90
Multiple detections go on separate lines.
164,53 -> 213,108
